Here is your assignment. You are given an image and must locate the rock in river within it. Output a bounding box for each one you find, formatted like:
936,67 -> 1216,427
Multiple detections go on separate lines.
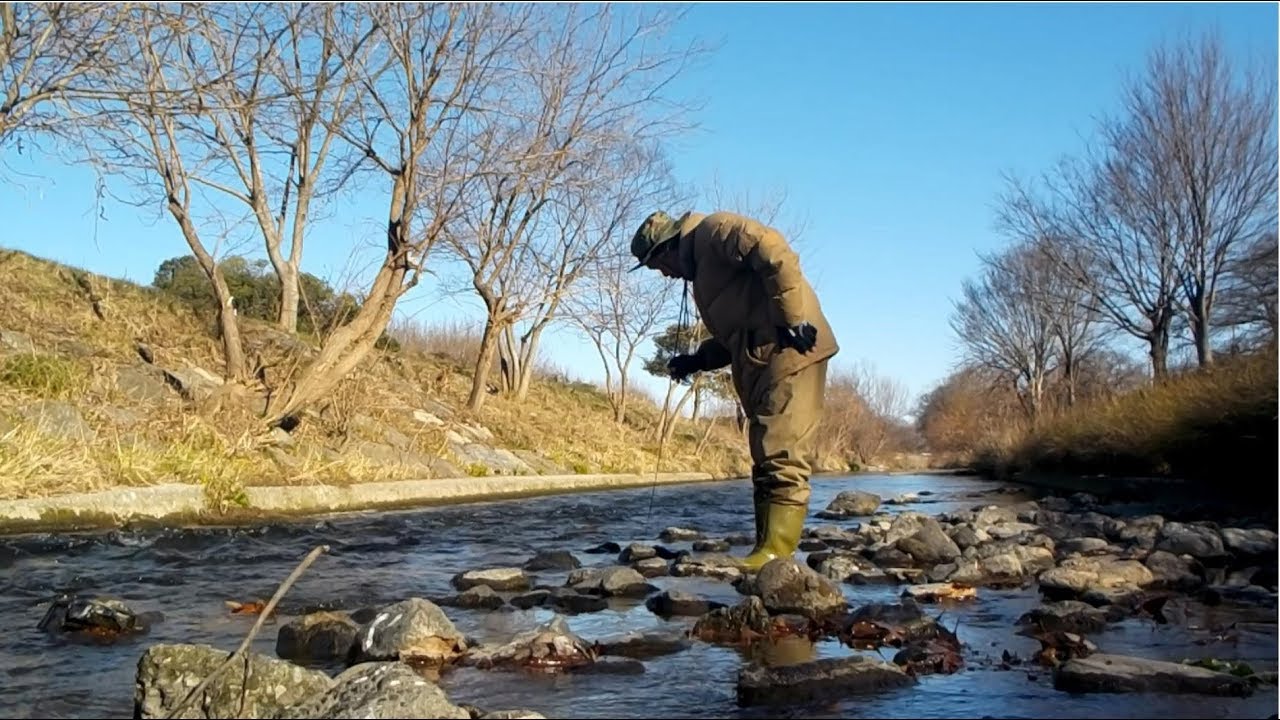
1155,522 -> 1226,562
659,527 -> 703,542
1220,528 -> 1278,558
645,590 -> 725,618
461,616 -> 596,672
632,557 -> 670,578
277,661 -> 471,719
692,597 -> 772,644
452,568 -> 531,592
736,655 -> 914,706
1036,555 -> 1154,602
566,566 -> 656,598
38,594 -> 156,642
135,643 -> 333,719
595,630 -> 691,660
816,490 -> 882,519
895,519 -> 962,565
1053,654 -> 1254,697
1016,601 -> 1115,635
750,558 -> 847,620
671,552 -> 745,582
619,543 -> 657,562
276,611 -> 359,663
352,598 -> 468,665
439,585 -> 507,611
522,550 -> 581,571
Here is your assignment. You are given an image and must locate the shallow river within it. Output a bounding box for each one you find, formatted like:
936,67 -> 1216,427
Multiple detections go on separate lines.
1,473 -> 1276,719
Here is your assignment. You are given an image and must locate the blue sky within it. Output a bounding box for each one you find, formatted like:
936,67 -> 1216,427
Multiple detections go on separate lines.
1,2 -> 1275,410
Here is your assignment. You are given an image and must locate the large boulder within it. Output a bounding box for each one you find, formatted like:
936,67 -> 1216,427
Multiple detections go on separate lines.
277,662 -> 470,718
134,643 -> 333,719
351,598 -> 467,664
750,558 -> 847,620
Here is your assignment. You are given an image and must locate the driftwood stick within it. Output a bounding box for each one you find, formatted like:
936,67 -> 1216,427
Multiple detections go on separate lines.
164,544 -> 330,720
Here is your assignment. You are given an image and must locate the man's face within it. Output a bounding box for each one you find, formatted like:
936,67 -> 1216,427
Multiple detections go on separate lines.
647,244 -> 681,278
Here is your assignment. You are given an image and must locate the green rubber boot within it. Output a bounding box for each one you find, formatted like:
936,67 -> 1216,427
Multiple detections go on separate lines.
751,493 -> 768,551
741,503 -> 807,572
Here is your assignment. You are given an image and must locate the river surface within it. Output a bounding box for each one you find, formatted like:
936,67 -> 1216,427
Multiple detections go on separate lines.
1,473 -> 1276,719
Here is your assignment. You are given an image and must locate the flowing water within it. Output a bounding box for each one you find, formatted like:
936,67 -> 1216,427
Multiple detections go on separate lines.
1,473 -> 1275,719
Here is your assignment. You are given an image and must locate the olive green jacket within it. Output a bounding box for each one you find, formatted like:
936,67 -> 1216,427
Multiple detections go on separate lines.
673,211 -> 839,380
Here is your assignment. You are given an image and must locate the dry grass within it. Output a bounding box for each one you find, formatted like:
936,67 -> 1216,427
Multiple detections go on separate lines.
990,347 -> 1277,495
0,247 -> 752,504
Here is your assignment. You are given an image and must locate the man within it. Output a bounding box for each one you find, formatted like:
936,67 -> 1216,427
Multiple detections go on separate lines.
629,209 -> 838,571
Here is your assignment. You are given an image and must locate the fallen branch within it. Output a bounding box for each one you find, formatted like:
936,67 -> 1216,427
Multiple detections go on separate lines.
164,544 -> 330,720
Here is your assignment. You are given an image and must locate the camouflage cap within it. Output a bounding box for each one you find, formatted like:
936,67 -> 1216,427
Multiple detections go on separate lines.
629,210 -> 681,271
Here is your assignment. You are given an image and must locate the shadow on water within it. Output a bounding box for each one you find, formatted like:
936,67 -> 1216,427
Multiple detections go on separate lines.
1,473 -> 1275,719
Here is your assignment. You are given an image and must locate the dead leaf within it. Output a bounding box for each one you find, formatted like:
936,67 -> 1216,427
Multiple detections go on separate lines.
903,583 -> 977,603
225,600 -> 267,615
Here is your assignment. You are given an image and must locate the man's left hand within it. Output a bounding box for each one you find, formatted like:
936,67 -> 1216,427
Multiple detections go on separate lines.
778,322 -> 818,354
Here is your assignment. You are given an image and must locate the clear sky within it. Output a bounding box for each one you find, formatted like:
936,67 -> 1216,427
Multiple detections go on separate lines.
1,2 -> 1275,411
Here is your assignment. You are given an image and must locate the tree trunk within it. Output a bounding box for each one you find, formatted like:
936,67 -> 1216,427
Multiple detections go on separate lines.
265,252 -> 408,422
661,381 -> 697,446
691,381 -> 703,423
276,261 -> 300,333
656,379 -> 676,436
1062,348 -> 1077,408
1191,292 -> 1213,368
695,415 -> 717,455
469,314 -> 503,412
614,373 -> 628,424
513,322 -> 548,402
1150,325 -> 1170,382
168,205 -> 246,381
497,324 -> 518,395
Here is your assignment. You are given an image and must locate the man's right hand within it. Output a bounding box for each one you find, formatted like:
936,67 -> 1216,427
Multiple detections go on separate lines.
667,354 -> 701,383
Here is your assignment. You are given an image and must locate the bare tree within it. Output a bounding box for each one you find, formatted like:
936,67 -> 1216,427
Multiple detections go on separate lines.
499,139 -> 677,403
74,5 -> 251,380
262,3 -> 532,422
703,172 -> 808,248
1108,32 -> 1277,367
441,3 -> 697,413
1014,154 -> 1181,381
1217,230 -> 1278,350
817,360 -> 910,466
1,3 -> 123,153
569,251 -> 674,424
170,4 -> 371,334
996,183 -> 1108,407
950,241 -> 1058,421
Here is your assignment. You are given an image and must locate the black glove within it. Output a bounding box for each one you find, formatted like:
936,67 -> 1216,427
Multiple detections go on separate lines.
778,322 -> 818,354
667,354 -> 702,383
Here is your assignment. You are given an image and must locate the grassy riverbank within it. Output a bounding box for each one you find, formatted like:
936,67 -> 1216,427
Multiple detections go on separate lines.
975,348 -> 1277,501
0,249 -> 761,508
